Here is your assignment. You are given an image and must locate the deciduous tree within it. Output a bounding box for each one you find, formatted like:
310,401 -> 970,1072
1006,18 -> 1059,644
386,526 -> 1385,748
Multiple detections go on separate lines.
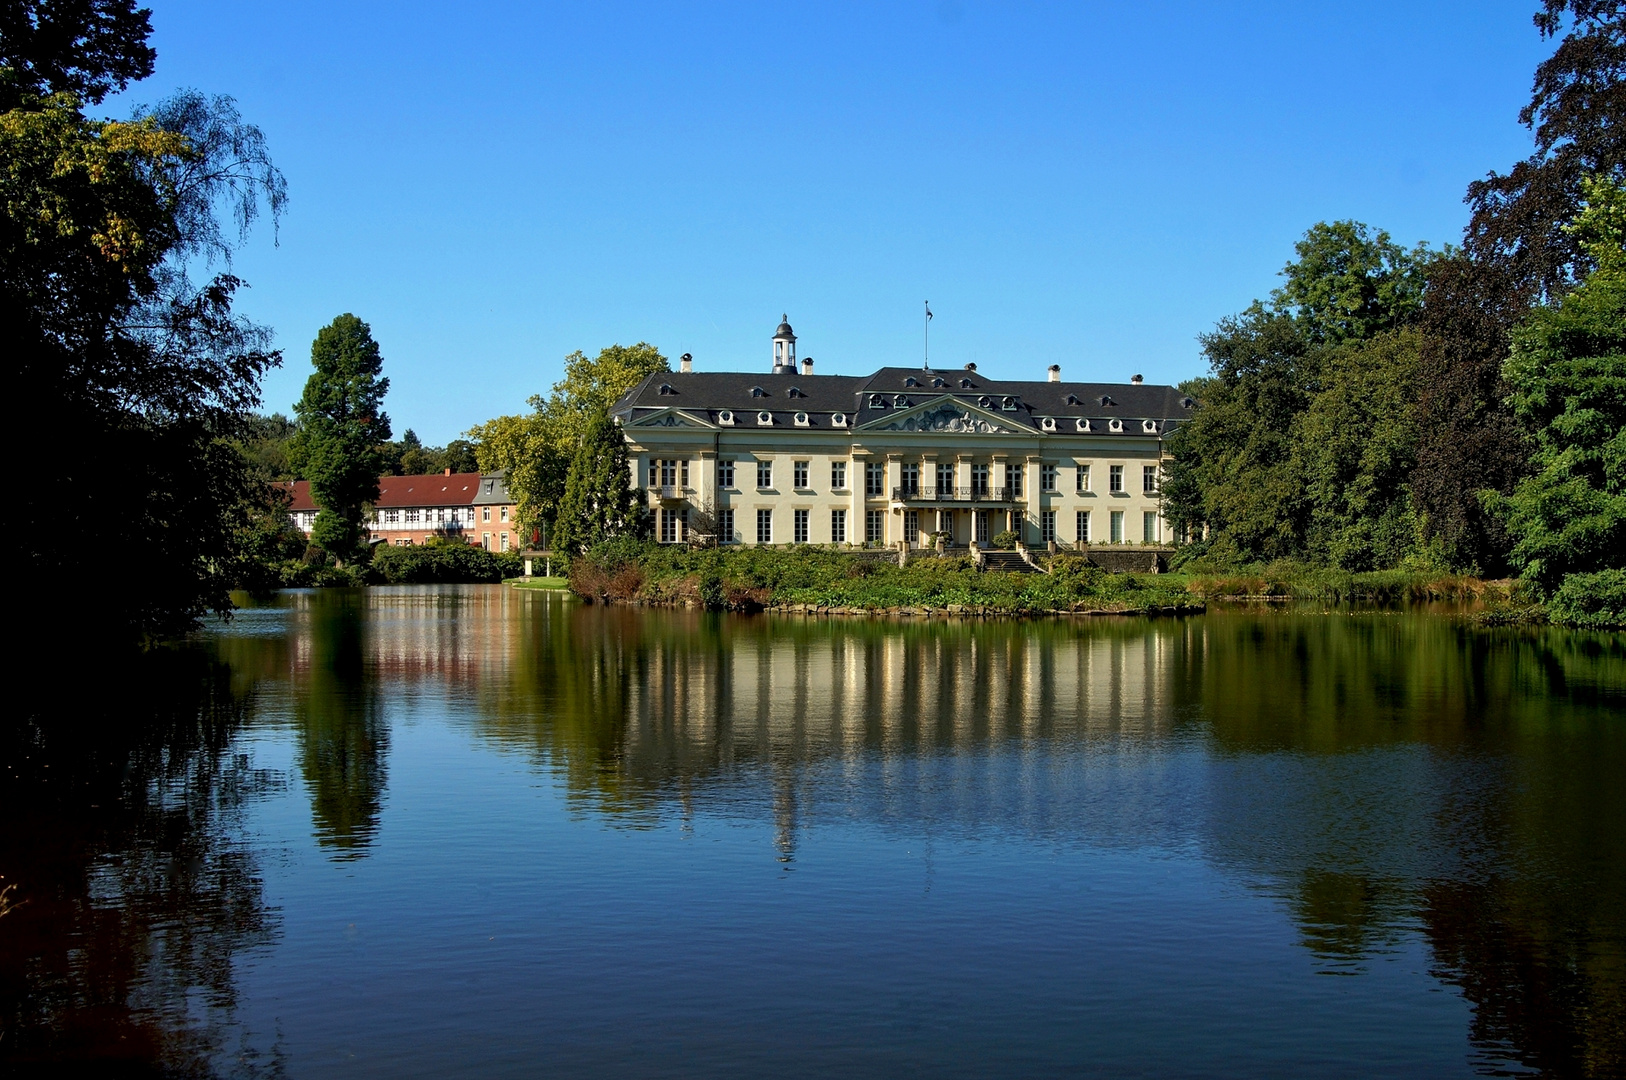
293,315 -> 391,560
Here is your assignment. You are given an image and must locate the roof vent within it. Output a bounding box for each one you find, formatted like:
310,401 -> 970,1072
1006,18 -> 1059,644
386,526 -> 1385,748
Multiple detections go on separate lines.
794,411 -> 810,427
1048,364 -> 1061,383
757,410 -> 774,426
680,352 -> 693,373
718,409 -> 735,425
1131,374 -> 1144,384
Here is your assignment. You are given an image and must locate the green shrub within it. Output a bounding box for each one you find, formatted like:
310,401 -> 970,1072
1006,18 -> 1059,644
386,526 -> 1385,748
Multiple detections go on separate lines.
369,540 -> 511,584
991,530 -> 1019,550
1548,569 -> 1626,629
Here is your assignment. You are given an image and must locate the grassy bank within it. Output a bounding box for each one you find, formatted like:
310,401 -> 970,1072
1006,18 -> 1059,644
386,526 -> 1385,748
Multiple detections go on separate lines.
508,576 -> 570,590
1178,565 -> 1495,603
567,541 -> 1200,615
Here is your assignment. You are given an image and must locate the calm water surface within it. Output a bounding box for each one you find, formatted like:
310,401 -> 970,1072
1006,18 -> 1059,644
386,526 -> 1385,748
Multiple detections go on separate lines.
4,586 -> 1625,1077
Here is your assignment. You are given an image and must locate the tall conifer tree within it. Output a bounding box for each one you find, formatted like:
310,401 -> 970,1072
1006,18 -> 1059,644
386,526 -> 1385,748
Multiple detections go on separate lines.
551,412 -> 643,555
294,315 -> 391,559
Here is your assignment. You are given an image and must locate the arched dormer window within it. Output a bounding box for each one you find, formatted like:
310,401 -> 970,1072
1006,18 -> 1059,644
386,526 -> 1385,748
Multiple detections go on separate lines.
869,394 -> 887,408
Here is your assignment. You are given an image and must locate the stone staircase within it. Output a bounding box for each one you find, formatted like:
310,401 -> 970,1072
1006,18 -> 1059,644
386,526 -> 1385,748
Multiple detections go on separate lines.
979,550 -> 1044,574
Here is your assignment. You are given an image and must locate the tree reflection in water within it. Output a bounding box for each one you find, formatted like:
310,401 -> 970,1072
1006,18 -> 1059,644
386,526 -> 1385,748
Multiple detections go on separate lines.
0,650 -> 282,1076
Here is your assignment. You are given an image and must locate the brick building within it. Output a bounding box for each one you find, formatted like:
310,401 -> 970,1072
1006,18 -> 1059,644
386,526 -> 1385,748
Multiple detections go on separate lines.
283,470 -> 523,551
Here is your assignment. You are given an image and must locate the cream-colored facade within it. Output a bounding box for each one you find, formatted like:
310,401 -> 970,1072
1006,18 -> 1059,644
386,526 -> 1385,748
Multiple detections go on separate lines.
614,320 -> 1185,549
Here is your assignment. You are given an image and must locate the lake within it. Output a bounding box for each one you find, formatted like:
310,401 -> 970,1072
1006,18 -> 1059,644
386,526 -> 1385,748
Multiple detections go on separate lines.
3,586 -> 1624,1077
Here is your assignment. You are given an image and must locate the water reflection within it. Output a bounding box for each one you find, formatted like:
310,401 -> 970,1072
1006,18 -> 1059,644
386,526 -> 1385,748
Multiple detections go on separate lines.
5,587 -> 1625,1076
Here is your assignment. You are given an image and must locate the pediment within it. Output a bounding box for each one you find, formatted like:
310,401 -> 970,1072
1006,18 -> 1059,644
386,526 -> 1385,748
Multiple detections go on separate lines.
628,407 -> 716,430
858,395 -> 1028,435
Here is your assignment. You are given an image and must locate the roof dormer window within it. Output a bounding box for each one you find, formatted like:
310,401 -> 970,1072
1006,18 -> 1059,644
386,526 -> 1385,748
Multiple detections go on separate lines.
788,386 -> 804,398
894,394 -> 910,407
658,383 -> 675,395
1100,395 -> 1116,407
904,376 -> 919,387
1065,394 -> 1081,406
869,393 -> 887,408
751,386 -> 768,398
960,378 -> 974,388
1001,396 -> 1017,411
931,377 -> 945,388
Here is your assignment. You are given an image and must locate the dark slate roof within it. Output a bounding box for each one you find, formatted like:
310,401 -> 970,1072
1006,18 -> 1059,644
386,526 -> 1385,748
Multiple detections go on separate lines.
613,366 -> 1196,432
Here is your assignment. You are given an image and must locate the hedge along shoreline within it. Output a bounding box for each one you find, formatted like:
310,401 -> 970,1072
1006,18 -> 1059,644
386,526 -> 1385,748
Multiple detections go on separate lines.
564,539 -> 1203,616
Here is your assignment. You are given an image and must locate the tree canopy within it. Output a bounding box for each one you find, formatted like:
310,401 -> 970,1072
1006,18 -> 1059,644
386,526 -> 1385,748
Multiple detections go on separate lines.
293,314 -> 391,559
0,0 -> 155,108
550,411 -> 645,556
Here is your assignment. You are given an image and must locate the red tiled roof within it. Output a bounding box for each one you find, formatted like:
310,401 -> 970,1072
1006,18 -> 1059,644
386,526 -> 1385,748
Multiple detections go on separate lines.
277,473 -> 495,512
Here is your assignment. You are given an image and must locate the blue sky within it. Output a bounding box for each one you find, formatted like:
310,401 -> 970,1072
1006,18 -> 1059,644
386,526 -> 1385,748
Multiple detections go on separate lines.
112,1 -> 1551,443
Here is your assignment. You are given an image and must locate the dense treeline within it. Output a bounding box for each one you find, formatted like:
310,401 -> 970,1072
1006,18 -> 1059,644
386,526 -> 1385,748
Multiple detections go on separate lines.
1166,1 -> 1626,625
237,412 -> 478,485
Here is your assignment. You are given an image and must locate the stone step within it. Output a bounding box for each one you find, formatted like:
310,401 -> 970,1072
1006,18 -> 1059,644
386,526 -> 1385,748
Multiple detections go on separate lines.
980,551 -> 1044,574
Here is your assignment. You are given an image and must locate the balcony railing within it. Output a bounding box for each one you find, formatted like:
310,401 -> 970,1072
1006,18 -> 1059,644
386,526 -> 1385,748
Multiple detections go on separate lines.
892,486 -> 1022,503
649,485 -> 690,500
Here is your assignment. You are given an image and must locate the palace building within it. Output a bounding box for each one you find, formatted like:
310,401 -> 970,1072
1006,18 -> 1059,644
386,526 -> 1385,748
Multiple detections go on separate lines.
613,317 -> 1191,549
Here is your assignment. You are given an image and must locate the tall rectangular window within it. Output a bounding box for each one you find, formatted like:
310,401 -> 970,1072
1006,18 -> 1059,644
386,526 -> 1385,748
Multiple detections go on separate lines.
718,460 -> 735,488
500,506 -> 508,522
903,510 -> 919,543
866,462 -> 884,496
972,463 -> 989,496
718,508 -> 735,543
648,460 -> 658,487
1144,511 -> 1159,543
1109,465 -> 1124,493
1041,465 -> 1057,492
660,459 -> 676,487
793,508 -> 809,543
756,509 -> 772,544
793,460 -> 810,489
937,463 -> 955,493
1040,510 -> 1056,542
1007,463 -> 1023,498
866,509 -> 884,543
938,509 -> 953,534
831,508 -> 847,544
1076,510 -> 1090,543
1077,464 -> 1090,493
1110,510 -> 1124,543
831,461 -> 847,490
660,509 -> 678,543
975,511 -> 990,544
900,463 -> 919,495
500,532 -> 509,551
680,460 -> 690,487
757,460 -> 772,489
1143,465 -> 1158,493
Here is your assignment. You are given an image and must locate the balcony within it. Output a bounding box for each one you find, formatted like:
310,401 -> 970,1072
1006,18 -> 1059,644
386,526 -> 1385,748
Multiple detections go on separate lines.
892,486 -> 1022,503
649,485 -> 690,502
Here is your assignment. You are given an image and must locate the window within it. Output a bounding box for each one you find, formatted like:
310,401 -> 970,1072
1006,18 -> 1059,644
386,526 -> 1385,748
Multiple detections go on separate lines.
660,509 -> 679,543
756,509 -> 773,544
1109,465 -> 1124,493
903,510 -> 919,543
972,463 -> 989,496
937,508 -> 953,534
831,508 -> 847,544
900,463 -> 919,495
831,461 -> 847,490
482,507 -> 491,522
482,532 -> 490,548
1144,512 -> 1159,543
659,459 -> 676,487
500,532 -> 510,551
648,460 -> 658,487
866,509 -> 884,543
719,460 -> 735,488
793,460 -> 810,489
406,509 -> 420,523
1143,465 -> 1158,493
1076,510 -> 1090,543
1111,510 -> 1124,543
681,460 -> 690,487
865,462 -> 884,496
757,460 -> 772,489
1007,463 -> 1023,498
794,508 -> 809,544
718,508 -> 735,543
385,509 -> 400,524
1077,465 -> 1090,493
1041,510 -> 1056,543
500,506 -> 508,522
937,463 -> 954,493
1041,464 -> 1058,492
976,511 -> 990,544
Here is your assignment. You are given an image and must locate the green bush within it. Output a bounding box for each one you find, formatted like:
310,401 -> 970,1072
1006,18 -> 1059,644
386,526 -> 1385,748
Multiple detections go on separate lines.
991,530 -> 1019,550
1548,569 -> 1626,629
369,540 -> 512,584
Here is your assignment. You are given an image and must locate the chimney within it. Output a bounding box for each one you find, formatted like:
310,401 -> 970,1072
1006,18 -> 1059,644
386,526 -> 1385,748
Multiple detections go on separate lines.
801,357 -> 813,376
1048,364 -> 1061,383
1131,373 -> 1144,384
680,352 -> 692,373
965,362 -> 976,372
444,467 -> 451,476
